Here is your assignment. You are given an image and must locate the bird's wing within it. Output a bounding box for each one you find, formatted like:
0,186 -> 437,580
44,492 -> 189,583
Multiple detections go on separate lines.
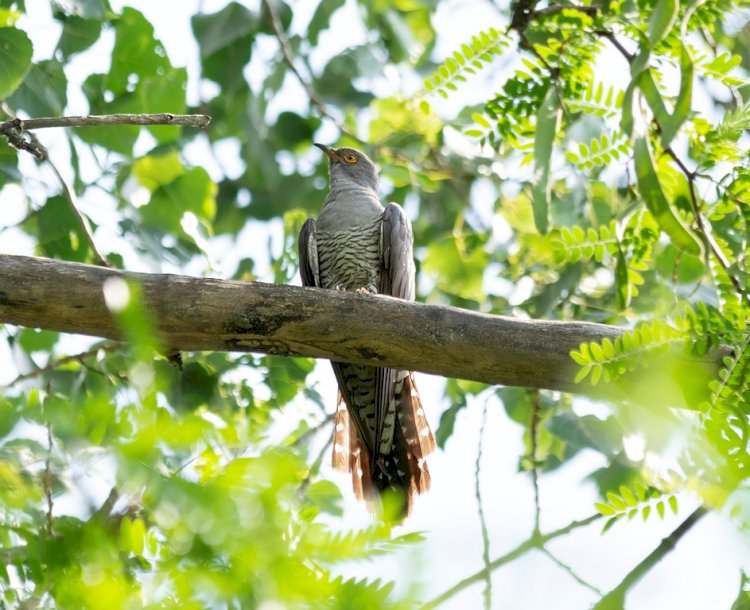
298,218 -> 320,288
379,203 -> 416,301
372,204 -> 417,465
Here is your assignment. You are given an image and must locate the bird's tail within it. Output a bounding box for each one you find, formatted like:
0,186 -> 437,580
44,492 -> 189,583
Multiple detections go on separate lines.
332,372 -> 435,517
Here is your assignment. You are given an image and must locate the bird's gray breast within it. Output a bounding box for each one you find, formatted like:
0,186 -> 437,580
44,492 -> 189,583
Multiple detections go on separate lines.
316,193 -> 384,293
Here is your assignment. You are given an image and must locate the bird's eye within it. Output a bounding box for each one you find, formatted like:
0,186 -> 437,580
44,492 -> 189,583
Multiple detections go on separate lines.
342,153 -> 358,164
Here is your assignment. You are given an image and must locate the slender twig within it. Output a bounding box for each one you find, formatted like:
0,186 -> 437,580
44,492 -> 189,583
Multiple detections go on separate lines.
2,113 -> 210,131
292,413 -> 335,447
260,0 -> 363,145
534,4 -> 598,17
423,513 -> 602,609
44,414 -> 54,535
2,112 -> 210,267
597,29 -> 635,62
592,506 -> 708,609
46,156 -> 110,266
474,396 -> 492,610
529,391 -> 542,532
298,436 -> 334,499
1,113 -> 210,163
595,23 -> 749,307
2,342 -> 121,388
540,547 -> 603,595
664,147 -> 750,307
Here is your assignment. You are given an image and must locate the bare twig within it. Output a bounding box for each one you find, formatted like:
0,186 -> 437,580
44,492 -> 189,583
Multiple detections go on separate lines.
0,113 -> 210,160
597,29 -> 635,62
529,391 -> 541,532
475,396 -> 492,610
423,513 -> 602,609
534,4 -> 598,17
1,113 -> 211,132
2,341 -> 122,389
92,486 -> 121,519
592,506 -> 707,609
260,0 -> 364,145
594,25 -> 748,307
44,412 -> 54,535
298,436 -> 334,499
45,156 -> 111,267
540,547 -> 603,595
292,412 -> 335,447
0,113 -> 210,266
664,147 -> 749,307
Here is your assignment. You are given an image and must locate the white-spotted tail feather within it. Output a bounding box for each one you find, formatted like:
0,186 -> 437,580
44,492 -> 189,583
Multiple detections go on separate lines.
332,374 -> 434,517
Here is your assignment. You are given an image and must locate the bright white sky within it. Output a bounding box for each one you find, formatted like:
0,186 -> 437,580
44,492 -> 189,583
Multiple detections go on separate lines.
2,1 -> 749,608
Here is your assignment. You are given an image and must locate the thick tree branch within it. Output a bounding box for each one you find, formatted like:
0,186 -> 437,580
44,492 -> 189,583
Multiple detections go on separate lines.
0,254 -> 720,403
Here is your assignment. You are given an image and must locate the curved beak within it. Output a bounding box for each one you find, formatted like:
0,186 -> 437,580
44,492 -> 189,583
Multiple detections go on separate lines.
314,142 -> 340,162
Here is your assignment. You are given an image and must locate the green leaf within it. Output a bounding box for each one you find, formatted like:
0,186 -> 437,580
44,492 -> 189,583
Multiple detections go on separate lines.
8,59 -> 67,116
620,486 -> 638,507
107,8 -> 172,94
620,77 -> 637,136
595,501 -> 616,516
274,111 -> 322,150
36,195 -> 91,262
0,27 -> 33,99
655,244 -> 705,283
305,0 -> 345,45
606,491 -> 626,511
638,69 -> 670,129
133,152 -> 185,190
633,136 -> 703,255
602,515 -> 620,533
18,328 -> 60,352
615,247 -> 630,309
659,44 -> 694,147
192,2 -> 257,57
422,235 -> 489,302
532,85 -> 560,234
57,16 -> 102,58
59,0 -> 108,20
648,0 -> 678,45
304,480 -> 344,517
547,412 -> 623,455
435,401 -> 465,449
171,362 -> 217,411
140,166 -> 217,233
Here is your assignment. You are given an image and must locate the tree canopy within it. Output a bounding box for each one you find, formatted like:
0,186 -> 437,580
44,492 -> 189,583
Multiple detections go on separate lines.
1,0 -> 750,608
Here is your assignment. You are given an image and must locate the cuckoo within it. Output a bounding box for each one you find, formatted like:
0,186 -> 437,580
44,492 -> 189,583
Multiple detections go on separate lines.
298,144 -> 435,516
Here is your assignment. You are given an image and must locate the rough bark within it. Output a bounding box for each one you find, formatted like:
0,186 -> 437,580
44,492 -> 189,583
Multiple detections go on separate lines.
0,254 -> 718,405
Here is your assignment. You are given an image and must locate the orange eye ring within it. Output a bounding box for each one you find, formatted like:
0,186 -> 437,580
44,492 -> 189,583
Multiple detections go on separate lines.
342,153 -> 358,164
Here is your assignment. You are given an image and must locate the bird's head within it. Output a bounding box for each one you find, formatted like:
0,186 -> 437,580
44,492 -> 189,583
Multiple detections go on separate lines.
315,143 -> 379,193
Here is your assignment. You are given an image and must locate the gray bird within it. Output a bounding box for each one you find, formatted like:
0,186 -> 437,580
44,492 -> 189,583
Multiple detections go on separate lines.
299,144 -> 435,516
